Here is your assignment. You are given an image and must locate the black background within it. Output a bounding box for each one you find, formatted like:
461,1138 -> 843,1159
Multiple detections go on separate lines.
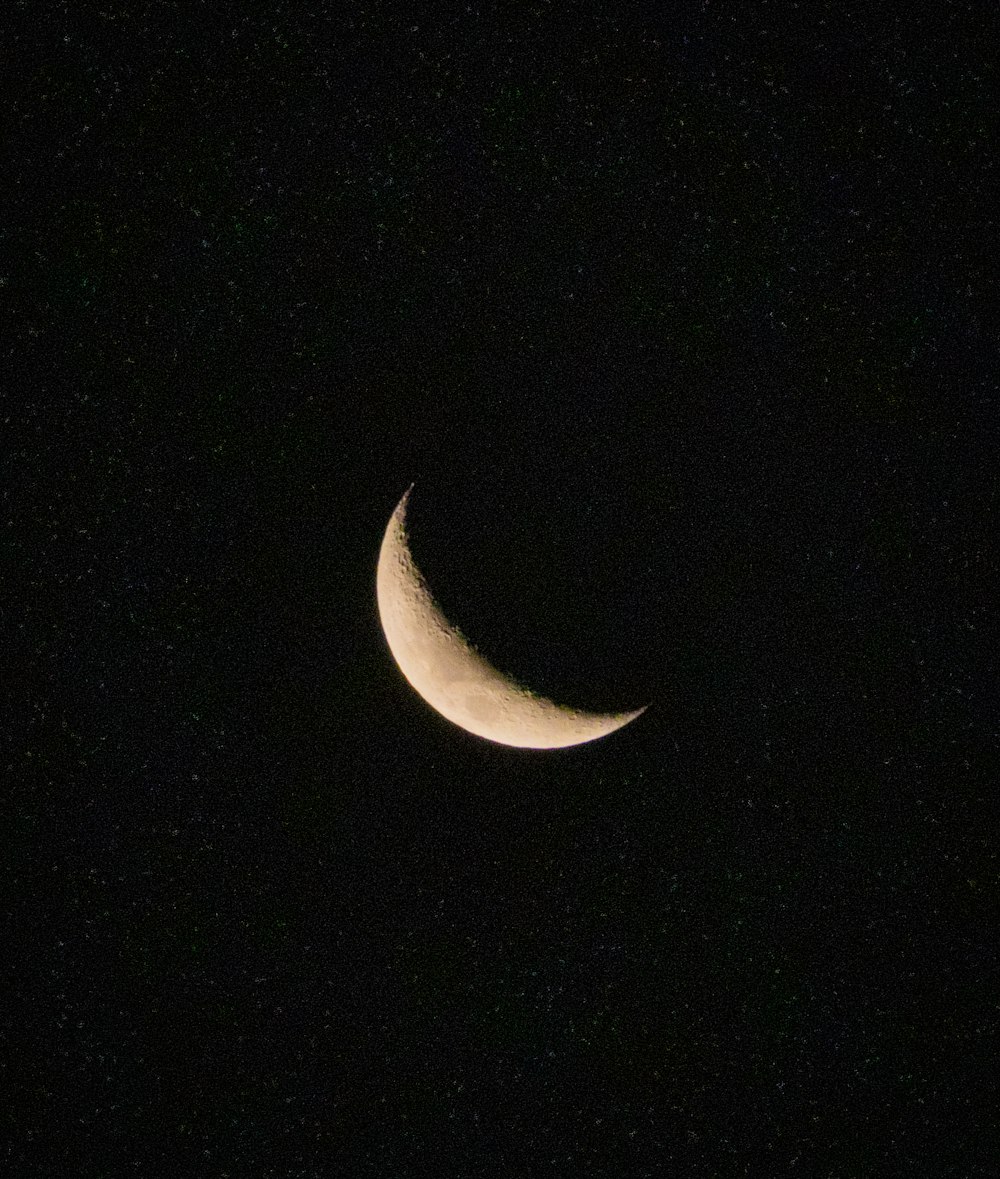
6,2 -> 997,1174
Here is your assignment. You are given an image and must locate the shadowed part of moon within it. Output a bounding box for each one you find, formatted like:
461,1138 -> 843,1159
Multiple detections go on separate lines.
376,485 -> 647,749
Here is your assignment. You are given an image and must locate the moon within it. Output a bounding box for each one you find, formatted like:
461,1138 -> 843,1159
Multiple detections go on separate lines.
376,485 -> 647,749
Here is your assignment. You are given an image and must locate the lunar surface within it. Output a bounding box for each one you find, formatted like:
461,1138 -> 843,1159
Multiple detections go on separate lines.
376,485 -> 647,749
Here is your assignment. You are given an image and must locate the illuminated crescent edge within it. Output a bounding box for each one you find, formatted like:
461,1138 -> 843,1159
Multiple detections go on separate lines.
376,485 -> 647,748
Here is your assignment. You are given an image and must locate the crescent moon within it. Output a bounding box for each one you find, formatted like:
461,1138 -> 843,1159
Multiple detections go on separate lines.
376,485 -> 647,749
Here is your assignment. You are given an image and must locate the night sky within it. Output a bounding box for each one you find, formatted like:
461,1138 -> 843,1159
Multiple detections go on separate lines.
7,2 -> 997,1174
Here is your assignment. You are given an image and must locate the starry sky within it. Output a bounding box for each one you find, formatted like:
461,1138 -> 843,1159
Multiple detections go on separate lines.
7,2 -> 997,1174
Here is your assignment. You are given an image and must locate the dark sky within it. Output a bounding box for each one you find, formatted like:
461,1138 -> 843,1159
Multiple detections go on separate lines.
7,2 -> 996,1174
